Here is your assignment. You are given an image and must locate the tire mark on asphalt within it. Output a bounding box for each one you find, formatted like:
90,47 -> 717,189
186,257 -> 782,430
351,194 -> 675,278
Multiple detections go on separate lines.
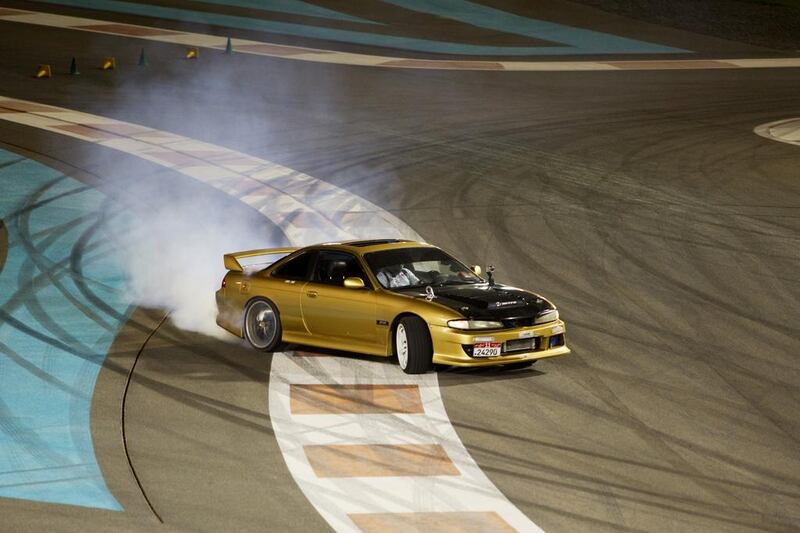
493,217 -> 628,529
681,152 -> 800,445
0,96 -> 418,244
0,210 -> 123,397
1,238 -> 110,352
0,165 -> 129,507
0,340 -> 88,399
547,207 -> 796,528
69,207 -> 133,326
525,367 -> 799,531
0,139 -> 184,339
0,144 -> 271,358
542,154 -> 799,339
456,116 -> 800,529
5,188 -> 126,423
0,304 -> 105,363
16,178 -> 119,335
0,157 -> 24,172
0,219 -> 7,275
449,417 -> 800,500
598,155 -> 793,432
464,453 -> 787,532
0,144 -> 295,515
0,397 -> 72,473
267,77 -> 800,530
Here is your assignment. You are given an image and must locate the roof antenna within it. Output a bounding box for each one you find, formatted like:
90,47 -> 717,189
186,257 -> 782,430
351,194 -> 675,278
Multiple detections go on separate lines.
487,265 -> 495,287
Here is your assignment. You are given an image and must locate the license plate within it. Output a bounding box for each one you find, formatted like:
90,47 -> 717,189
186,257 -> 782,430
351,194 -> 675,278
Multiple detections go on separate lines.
473,341 -> 502,358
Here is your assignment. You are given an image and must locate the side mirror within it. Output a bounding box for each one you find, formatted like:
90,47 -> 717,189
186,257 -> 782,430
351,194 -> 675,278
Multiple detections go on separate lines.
471,265 -> 482,276
344,277 -> 366,289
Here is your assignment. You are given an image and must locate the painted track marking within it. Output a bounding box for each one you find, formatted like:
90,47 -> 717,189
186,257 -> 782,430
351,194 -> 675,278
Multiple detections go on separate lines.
269,353 -> 542,532
290,384 -> 425,415
0,97 -> 543,531
0,96 -> 416,244
1,7 -> 800,70
0,149 -> 126,509
11,0 -> 687,55
755,118 -> 800,147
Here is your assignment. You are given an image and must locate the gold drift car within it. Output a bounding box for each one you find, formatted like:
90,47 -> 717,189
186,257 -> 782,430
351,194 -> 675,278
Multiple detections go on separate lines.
216,239 -> 569,374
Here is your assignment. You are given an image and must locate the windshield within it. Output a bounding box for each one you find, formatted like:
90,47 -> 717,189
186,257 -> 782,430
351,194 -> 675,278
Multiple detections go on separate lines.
364,247 -> 483,290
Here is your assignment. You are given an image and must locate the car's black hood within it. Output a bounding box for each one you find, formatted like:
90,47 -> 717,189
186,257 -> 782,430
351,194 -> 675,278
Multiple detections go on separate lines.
402,283 -> 554,321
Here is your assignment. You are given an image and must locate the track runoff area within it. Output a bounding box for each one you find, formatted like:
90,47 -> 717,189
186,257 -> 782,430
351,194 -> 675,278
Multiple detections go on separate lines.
0,1 -> 799,533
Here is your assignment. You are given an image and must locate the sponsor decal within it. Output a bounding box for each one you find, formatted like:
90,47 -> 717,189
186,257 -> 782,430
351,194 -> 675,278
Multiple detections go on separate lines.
489,300 -> 520,309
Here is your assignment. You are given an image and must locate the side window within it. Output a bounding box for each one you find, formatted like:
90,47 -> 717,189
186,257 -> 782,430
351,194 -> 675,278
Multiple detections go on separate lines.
312,251 -> 371,288
272,252 -> 315,281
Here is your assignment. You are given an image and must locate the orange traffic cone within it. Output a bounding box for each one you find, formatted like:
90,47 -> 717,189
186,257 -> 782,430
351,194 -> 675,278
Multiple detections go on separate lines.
35,64 -> 51,78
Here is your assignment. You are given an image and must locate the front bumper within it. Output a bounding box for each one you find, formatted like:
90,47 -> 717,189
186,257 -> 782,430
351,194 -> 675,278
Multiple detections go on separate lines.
430,320 -> 570,367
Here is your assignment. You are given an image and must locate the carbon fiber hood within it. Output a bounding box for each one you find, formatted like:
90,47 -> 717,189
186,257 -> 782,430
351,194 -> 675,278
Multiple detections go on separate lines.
405,283 -> 554,320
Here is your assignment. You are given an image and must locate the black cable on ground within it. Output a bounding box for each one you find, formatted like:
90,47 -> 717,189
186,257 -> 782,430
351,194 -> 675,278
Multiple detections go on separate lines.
121,312 -> 170,524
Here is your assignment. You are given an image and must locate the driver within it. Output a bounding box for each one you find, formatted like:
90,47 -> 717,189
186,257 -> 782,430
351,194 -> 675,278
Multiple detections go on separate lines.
377,266 -> 420,288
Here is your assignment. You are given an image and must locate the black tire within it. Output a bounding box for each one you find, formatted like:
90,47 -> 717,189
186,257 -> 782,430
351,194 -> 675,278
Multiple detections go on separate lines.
243,298 -> 282,351
394,316 -> 433,374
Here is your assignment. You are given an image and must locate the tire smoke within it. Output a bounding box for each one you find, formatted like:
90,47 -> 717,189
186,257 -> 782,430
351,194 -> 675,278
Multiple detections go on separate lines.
110,186 -> 283,339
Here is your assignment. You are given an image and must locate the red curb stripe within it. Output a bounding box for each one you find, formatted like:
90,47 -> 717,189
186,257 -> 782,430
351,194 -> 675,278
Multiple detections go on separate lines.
291,384 -> 425,415
304,444 -> 459,477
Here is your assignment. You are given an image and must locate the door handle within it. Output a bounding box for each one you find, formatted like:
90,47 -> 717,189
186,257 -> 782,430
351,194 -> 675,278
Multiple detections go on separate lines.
306,290 -> 318,298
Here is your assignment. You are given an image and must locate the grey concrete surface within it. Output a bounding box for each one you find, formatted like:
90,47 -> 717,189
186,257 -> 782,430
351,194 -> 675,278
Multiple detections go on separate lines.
0,3 -> 798,532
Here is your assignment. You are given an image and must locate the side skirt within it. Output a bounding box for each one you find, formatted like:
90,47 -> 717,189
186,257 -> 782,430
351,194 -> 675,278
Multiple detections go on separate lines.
281,331 -> 389,357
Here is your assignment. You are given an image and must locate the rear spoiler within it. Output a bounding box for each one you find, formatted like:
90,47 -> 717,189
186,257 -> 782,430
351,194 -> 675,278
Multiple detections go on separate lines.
223,247 -> 299,272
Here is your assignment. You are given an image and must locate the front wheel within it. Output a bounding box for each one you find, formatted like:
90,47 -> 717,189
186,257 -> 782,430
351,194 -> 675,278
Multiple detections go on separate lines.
394,316 -> 432,374
243,298 -> 282,351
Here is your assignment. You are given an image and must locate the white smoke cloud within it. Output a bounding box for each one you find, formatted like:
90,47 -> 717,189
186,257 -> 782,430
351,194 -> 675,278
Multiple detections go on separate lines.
110,188 -> 282,339
92,49 -> 406,339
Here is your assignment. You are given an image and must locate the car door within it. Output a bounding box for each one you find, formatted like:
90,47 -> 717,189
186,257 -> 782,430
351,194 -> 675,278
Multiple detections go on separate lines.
267,251 -> 315,335
301,251 -> 377,346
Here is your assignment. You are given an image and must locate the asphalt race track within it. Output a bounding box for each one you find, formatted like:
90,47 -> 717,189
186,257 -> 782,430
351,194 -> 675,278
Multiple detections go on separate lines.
0,1 -> 799,532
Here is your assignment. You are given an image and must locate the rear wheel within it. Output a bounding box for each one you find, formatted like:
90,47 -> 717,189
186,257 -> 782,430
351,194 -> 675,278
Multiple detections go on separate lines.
243,298 -> 282,351
395,316 -> 432,374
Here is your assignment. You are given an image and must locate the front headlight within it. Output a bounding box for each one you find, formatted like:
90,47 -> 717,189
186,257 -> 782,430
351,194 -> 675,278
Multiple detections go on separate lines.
535,309 -> 559,324
448,319 -> 504,330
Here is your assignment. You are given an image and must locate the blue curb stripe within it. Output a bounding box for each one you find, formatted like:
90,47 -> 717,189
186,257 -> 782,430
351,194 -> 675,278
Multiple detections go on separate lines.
0,149 -> 129,510
193,0 -> 378,25
383,0 -> 689,54
29,0 -> 688,55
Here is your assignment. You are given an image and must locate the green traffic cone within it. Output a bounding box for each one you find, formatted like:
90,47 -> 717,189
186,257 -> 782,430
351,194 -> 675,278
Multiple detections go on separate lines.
138,48 -> 148,66
69,57 -> 79,75
224,37 -> 233,54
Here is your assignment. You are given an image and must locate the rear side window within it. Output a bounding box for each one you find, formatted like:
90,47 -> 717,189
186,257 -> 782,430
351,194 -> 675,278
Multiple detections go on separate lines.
312,251 -> 371,288
272,252 -> 315,281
